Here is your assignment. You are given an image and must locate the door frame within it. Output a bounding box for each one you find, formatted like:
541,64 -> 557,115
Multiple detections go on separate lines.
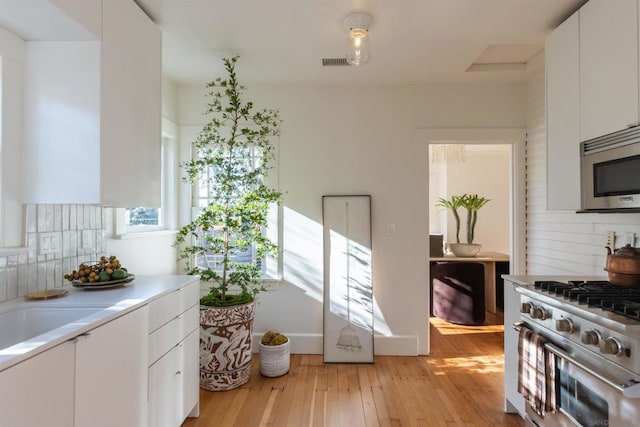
415,127 -> 526,354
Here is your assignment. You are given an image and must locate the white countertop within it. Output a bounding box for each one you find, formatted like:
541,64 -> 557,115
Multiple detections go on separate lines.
0,275 -> 199,372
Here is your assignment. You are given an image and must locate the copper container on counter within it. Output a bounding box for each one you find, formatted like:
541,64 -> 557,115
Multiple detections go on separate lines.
605,244 -> 640,286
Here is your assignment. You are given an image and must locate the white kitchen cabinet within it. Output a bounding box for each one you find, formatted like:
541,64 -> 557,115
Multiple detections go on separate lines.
579,0 -> 638,142
546,11 -> 581,211
149,329 -> 199,427
99,0 -> 161,207
503,278 -> 525,417
0,305 -> 148,427
75,305 -> 149,427
22,0 -> 161,206
148,280 -> 200,427
0,340 -> 75,427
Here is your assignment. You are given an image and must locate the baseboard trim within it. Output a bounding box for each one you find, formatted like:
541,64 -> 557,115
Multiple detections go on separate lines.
252,333 -> 419,356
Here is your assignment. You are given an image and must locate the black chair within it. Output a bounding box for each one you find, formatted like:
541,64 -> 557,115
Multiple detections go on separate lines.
430,262 -> 485,325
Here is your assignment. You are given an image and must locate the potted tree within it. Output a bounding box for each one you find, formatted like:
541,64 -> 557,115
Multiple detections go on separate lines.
174,56 -> 283,391
436,193 -> 490,257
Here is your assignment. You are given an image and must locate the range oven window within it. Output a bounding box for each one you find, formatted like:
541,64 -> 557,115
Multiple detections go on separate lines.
559,369 -> 608,426
593,154 -> 640,197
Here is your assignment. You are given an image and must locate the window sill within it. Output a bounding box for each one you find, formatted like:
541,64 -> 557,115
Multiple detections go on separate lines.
0,247 -> 29,256
113,229 -> 178,240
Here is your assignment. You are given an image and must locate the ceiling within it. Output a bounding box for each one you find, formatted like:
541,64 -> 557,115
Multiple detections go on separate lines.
136,0 -> 587,86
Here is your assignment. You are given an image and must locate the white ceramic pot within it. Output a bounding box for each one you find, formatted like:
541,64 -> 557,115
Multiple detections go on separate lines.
450,243 -> 482,257
259,339 -> 290,377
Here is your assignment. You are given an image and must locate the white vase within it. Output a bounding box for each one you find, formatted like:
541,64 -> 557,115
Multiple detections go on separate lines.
450,243 -> 482,257
259,340 -> 290,377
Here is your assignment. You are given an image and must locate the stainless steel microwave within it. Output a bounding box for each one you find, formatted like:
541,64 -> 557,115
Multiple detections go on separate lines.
581,127 -> 640,212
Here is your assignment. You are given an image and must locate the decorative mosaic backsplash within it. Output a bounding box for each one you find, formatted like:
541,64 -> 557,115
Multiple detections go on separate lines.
0,204 -> 106,302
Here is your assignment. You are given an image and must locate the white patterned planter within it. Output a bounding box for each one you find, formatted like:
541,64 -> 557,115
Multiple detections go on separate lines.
259,340 -> 290,377
199,301 -> 256,391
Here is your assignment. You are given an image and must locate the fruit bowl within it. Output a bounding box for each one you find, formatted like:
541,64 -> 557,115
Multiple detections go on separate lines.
72,274 -> 135,290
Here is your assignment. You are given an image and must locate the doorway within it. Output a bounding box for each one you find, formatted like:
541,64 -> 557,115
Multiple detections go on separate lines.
415,128 -> 526,354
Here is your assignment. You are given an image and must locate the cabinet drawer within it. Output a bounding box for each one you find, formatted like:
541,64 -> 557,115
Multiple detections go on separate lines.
149,304 -> 198,364
148,280 -> 199,333
148,329 -> 198,427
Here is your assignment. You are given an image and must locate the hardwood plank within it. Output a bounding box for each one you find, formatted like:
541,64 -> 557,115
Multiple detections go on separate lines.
182,312 -> 524,427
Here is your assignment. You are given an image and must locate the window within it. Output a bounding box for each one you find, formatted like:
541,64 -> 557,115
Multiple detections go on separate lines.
117,135 -> 176,235
192,145 -> 280,279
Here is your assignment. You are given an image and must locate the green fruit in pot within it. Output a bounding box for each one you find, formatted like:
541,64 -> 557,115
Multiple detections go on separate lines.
98,271 -> 111,282
111,269 -> 127,280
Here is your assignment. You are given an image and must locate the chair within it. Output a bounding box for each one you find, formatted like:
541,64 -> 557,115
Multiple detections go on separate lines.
430,262 -> 485,325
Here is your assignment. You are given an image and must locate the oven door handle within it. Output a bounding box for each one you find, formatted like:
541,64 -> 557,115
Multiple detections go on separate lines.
513,322 -> 640,398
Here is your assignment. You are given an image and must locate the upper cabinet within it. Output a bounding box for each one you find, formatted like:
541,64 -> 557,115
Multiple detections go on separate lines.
545,0 -> 640,211
100,0 -> 162,207
21,0 -> 161,207
579,0 -> 639,142
546,11 -> 580,211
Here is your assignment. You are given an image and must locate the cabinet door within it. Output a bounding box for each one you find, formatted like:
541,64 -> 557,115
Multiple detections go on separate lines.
22,41 -> 101,204
100,0 -> 162,207
75,306 -> 149,427
179,329 -> 200,421
503,279 -> 524,416
580,0 -> 638,141
0,341 -> 75,427
546,11 -> 581,211
149,343 -> 181,427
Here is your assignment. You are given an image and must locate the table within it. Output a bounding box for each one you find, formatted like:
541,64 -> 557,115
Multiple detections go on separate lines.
429,251 -> 510,314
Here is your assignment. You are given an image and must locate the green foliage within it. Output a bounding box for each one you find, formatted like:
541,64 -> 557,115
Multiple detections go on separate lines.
261,330 -> 289,346
174,56 -> 283,306
436,193 -> 490,244
436,195 -> 464,243
460,194 -> 491,244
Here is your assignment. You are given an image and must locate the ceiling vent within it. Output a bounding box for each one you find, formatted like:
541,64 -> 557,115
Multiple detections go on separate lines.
322,58 -> 350,67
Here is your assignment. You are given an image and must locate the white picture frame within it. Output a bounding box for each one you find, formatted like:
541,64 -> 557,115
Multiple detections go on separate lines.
322,195 -> 374,363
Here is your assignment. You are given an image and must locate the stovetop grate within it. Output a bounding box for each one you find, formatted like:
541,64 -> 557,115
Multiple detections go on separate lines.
534,280 -> 640,321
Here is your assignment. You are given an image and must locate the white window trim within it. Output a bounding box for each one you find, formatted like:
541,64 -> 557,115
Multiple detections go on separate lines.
115,119 -> 178,238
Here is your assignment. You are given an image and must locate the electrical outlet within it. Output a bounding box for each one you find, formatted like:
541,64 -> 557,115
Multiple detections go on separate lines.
624,232 -> 636,247
605,231 -> 615,249
387,223 -> 396,236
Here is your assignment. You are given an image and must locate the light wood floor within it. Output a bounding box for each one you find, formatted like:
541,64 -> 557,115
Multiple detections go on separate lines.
182,312 -> 524,427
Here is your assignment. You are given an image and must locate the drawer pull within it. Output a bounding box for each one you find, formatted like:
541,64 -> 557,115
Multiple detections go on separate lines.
175,370 -> 182,376
71,332 -> 91,343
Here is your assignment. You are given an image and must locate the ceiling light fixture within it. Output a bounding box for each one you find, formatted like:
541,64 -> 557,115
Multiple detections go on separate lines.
431,145 -> 467,164
343,12 -> 373,66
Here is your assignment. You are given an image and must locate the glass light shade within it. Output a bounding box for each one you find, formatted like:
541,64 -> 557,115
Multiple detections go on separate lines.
431,144 -> 466,164
346,29 -> 370,66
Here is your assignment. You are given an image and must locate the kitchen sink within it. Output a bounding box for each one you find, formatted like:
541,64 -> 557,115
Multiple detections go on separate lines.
0,305 -> 106,351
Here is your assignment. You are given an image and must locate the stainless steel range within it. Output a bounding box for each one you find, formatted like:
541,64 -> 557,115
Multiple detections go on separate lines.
515,279 -> 640,426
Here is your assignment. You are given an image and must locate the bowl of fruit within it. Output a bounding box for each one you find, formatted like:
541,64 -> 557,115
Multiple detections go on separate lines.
64,255 -> 133,289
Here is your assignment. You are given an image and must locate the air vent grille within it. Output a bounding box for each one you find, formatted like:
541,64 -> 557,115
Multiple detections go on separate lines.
322,58 -> 350,67
582,126 -> 640,155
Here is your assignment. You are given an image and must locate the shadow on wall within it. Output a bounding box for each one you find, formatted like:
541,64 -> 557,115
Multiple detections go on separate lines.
265,206 -> 392,336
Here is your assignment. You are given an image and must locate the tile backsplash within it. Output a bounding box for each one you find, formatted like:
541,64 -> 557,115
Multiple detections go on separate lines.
0,204 -> 106,302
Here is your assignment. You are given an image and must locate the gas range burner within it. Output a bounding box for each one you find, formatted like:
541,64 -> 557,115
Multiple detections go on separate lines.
534,280 -> 640,321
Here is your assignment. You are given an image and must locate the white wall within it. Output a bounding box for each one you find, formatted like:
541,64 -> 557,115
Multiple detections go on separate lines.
525,73 -> 640,276
178,82 -> 526,355
0,26 -> 25,248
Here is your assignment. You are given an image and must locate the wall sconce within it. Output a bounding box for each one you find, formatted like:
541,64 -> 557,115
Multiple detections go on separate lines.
343,12 -> 373,66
